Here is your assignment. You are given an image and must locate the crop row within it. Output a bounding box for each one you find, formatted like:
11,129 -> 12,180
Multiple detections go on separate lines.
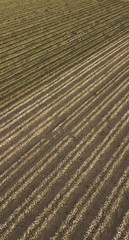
1,1 -> 129,109
1,35 -> 129,239
0,0 -> 127,47
0,33 -> 128,119
1,40 -> 129,163
0,28 -> 128,109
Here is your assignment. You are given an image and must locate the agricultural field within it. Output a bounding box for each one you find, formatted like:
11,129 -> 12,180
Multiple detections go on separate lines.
0,0 -> 129,239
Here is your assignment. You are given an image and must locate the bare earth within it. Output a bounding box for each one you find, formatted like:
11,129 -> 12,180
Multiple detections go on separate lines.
0,0 -> 129,240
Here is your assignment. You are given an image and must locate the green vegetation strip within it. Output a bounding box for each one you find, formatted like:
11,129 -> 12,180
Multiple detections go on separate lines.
0,0 -> 129,110
1,6 -> 128,76
0,1 -> 127,49
1,17 -> 128,94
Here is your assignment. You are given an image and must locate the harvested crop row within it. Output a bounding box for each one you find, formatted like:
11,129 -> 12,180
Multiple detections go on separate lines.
0,32 -> 128,118
0,28 -> 129,240
1,38 -> 129,172
0,0 -> 129,239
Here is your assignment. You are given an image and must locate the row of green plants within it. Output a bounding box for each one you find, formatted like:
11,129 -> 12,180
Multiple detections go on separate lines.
1,0 -> 129,109
1,12 -> 128,96
1,4 -> 128,78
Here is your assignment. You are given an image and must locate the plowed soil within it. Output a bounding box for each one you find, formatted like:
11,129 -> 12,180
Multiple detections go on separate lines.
0,0 -> 129,240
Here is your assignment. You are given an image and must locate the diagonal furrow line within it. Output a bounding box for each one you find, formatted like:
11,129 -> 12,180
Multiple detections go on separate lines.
1,38 -> 126,131
1,106 -> 128,237
0,12 -> 127,80
1,17 -> 128,102
0,0 -> 127,37
20,113 -> 129,240
57,73 -> 129,136
0,8 -> 113,60
82,172 -> 129,240
61,168 -> 129,240
1,33 -> 128,119
84,175 -> 129,240
0,69 -> 128,196
0,71 -> 129,196
0,1 -> 105,45
1,29 -> 128,112
0,3 -> 126,66
0,74 -> 129,205
1,7 -> 128,77
1,35 -> 128,129
0,81 -> 128,190
1,50 -> 128,163
113,210 -> 129,240
50,136 -> 129,240
1,22 -> 128,102
0,0 -> 125,44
